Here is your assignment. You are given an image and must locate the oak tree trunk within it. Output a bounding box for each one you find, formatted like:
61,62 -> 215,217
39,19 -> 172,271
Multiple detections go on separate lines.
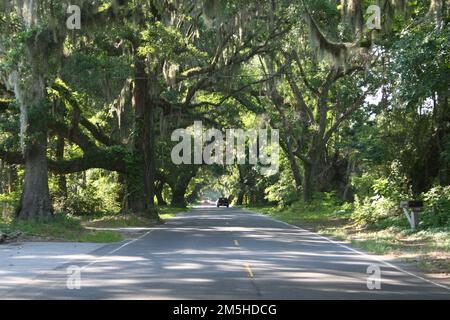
11,64 -> 53,220
155,181 -> 167,206
129,59 -> 158,218
171,187 -> 187,208
18,137 -> 53,220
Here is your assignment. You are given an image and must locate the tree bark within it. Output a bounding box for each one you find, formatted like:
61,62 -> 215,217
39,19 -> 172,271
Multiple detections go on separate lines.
236,192 -> 244,206
235,165 -> 246,205
171,187 -> 187,208
10,67 -> 53,220
129,59 -> 158,218
55,134 -> 67,209
4,4 -> 66,220
17,137 -> 53,220
303,161 -> 314,203
169,168 -> 197,208
302,147 -> 321,203
155,181 -> 167,206
284,139 -> 303,194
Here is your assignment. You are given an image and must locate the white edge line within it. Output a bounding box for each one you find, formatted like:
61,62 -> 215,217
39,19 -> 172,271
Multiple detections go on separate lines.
1,231 -> 153,299
242,209 -> 450,292
81,229 -> 154,270
80,209 -> 190,270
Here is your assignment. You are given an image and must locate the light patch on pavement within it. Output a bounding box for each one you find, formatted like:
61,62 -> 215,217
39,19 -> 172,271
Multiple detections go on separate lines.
245,264 -> 254,278
177,278 -> 215,283
0,242 -> 103,297
13,254 -> 101,261
165,263 -> 204,270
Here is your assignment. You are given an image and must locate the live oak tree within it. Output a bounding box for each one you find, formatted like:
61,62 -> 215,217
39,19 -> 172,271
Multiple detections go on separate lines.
0,1 -> 68,219
1,0 -> 290,216
0,0 -> 448,220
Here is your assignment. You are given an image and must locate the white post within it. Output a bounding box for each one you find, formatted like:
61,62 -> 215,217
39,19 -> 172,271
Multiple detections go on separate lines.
402,207 -> 417,231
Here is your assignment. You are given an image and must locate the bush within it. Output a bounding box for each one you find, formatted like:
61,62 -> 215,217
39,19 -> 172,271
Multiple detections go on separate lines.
0,191 -> 20,220
352,172 -> 380,199
64,185 -> 103,215
288,192 -> 347,216
351,195 -> 399,226
420,186 -> 450,228
264,161 -> 298,206
51,170 -> 121,215
352,161 -> 412,202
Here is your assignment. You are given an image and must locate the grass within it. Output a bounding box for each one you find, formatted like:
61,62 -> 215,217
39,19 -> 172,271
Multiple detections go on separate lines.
0,206 -> 188,243
246,201 -> 450,275
0,214 -> 124,243
159,206 -> 189,220
81,213 -> 158,228
81,206 -> 188,228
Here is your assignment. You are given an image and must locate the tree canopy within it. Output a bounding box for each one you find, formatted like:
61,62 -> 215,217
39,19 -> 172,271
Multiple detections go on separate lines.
0,0 -> 448,228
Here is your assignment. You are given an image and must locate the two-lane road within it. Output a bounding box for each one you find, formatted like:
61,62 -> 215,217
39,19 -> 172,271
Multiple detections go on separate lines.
1,206 -> 449,299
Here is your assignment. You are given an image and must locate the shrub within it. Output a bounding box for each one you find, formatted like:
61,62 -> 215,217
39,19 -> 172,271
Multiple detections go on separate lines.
420,186 -> 450,228
288,192 -> 345,216
64,185 -> 103,215
351,195 -> 399,226
352,172 -> 380,199
0,191 -> 20,220
264,163 -> 297,206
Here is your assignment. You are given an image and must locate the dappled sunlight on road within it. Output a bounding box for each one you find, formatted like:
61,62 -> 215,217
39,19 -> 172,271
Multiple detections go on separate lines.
0,207 -> 449,299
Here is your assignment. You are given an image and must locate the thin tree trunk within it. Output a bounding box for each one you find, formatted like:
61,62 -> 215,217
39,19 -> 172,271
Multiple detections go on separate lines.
303,148 -> 321,203
285,141 -> 303,194
303,162 -> 314,203
155,181 -> 167,206
343,159 -> 355,201
0,160 -> 5,219
56,135 -> 67,209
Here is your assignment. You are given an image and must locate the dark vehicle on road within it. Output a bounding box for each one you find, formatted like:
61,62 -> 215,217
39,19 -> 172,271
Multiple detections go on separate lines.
216,198 -> 229,208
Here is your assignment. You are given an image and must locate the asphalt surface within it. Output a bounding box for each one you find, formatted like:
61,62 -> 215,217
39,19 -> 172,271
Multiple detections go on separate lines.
1,206 -> 449,299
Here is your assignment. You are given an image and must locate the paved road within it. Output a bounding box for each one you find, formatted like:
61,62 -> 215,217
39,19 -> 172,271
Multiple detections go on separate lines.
1,206 -> 449,299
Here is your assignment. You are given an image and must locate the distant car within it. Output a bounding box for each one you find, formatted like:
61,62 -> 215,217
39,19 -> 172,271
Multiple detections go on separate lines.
216,198 -> 229,208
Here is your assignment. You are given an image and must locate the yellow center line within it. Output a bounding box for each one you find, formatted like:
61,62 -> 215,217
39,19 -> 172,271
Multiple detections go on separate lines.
245,263 -> 254,278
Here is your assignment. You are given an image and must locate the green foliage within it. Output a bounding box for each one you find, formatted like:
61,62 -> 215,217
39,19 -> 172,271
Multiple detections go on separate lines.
139,22 -> 206,62
0,0 -> 448,240
389,23 -> 450,107
351,185 -> 450,229
64,186 -> 103,215
0,190 -> 19,206
290,192 -> 343,214
351,196 -> 399,226
421,186 -> 450,228
351,161 -> 413,227
51,170 -> 121,215
264,155 -> 297,205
